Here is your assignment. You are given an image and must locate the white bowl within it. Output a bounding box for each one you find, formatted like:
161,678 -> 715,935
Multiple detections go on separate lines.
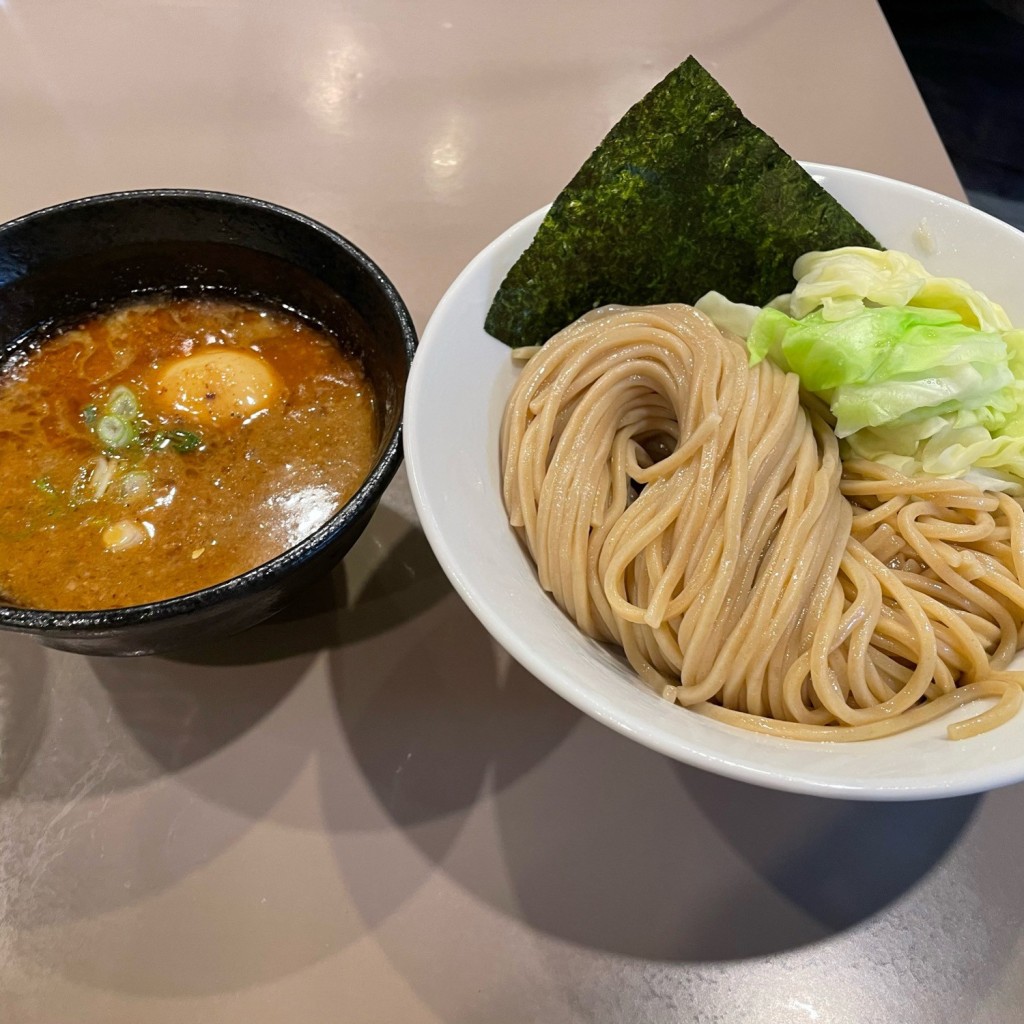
405,163 -> 1024,800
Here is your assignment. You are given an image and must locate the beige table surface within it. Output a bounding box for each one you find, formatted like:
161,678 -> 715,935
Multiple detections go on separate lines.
2,2 -> 1018,1022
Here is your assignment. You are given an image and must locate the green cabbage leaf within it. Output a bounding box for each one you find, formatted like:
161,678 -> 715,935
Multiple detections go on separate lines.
747,305 -> 1014,437
713,247 -> 1024,489
787,247 -> 1012,330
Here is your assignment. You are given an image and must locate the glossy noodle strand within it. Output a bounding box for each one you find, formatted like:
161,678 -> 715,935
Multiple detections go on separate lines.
501,305 -> 1024,740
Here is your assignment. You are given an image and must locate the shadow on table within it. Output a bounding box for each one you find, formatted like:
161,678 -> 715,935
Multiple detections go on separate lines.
323,590 -> 580,836
0,505 -> 447,808
329,603 -> 982,961
322,591 -> 581,918
79,506 -> 448,789
486,753 -> 980,961
89,649 -> 314,780
0,507 -> 455,990
0,635 -> 50,797
167,506 -> 451,667
678,770 -> 980,935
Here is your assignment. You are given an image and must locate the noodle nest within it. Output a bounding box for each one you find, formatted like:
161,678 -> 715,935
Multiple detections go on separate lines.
501,304 -> 1024,740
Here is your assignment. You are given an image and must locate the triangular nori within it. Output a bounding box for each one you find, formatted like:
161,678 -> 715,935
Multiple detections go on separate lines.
484,56 -> 882,348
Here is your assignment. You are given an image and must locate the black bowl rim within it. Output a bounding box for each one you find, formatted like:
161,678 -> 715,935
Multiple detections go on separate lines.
0,187 -> 417,631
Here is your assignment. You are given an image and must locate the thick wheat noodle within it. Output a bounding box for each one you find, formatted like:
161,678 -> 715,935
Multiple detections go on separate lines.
501,304 -> 1024,740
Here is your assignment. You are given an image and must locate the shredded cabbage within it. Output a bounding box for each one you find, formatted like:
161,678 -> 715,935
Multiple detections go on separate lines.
697,248 -> 1024,490
694,291 -> 762,339
788,247 -> 1012,331
746,305 -> 1014,437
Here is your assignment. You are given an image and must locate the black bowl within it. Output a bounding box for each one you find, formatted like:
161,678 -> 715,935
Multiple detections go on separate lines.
0,190 -> 416,655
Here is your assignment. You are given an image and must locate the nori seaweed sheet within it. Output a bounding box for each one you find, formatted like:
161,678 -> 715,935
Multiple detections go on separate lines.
484,56 -> 882,348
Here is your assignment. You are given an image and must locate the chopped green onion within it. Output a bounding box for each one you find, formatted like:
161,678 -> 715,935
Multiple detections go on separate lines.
118,470 -> 152,503
96,414 -> 135,450
33,476 -> 56,496
81,404 -> 98,425
170,430 -> 201,453
105,385 -> 140,419
152,429 -> 202,454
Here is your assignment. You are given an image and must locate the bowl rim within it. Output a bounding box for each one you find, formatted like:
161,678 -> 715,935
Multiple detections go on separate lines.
406,162 -> 1024,800
0,188 -> 417,630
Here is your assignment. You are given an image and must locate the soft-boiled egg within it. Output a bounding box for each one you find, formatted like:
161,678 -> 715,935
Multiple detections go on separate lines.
151,349 -> 283,426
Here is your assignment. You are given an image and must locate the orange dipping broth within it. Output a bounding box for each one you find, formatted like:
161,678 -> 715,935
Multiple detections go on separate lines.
0,295 -> 378,610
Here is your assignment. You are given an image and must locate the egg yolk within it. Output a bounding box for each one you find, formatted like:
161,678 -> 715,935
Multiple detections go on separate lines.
151,349 -> 283,427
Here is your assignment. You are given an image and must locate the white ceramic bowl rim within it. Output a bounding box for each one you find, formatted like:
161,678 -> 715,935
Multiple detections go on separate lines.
406,163 -> 1024,800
